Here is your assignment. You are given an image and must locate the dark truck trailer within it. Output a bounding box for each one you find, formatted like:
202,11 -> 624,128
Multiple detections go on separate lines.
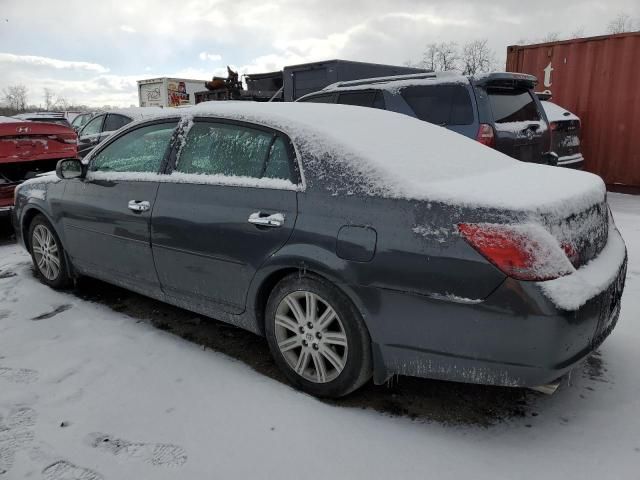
283,59 -> 427,101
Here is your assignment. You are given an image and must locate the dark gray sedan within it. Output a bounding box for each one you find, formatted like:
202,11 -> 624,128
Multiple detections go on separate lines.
12,102 -> 627,398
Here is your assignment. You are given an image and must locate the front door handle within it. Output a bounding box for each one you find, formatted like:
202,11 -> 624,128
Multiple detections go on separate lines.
248,212 -> 285,228
128,200 -> 151,212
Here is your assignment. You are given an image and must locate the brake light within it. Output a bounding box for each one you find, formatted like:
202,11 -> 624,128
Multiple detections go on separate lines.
458,223 -> 575,281
476,124 -> 495,148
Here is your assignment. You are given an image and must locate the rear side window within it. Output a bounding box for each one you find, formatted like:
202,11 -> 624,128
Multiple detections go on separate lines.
488,88 -> 541,123
401,84 -> 474,126
90,122 -> 177,173
103,114 -> 131,132
177,123 -> 293,181
298,94 -> 335,103
337,91 -> 385,109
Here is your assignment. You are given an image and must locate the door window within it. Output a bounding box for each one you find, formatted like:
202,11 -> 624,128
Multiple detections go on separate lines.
177,123 -> 293,181
488,88 -> 541,123
337,91 -> 385,109
298,93 -> 336,103
400,85 -> 474,125
103,114 -> 131,132
80,115 -> 104,137
89,122 -> 177,173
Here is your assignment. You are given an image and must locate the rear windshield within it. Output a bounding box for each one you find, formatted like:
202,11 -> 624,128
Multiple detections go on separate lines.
488,88 -> 541,123
400,84 -> 474,126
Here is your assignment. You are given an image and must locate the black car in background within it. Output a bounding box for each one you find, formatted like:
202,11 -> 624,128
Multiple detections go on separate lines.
76,108 -> 164,158
540,99 -> 584,169
12,102 -> 626,398
13,111 -> 72,128
298,72 -> 555,165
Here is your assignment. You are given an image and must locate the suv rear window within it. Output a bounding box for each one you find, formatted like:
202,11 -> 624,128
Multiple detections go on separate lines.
488,88 -> 541,123
400,84 -> 474,126
337,91 -> 385,109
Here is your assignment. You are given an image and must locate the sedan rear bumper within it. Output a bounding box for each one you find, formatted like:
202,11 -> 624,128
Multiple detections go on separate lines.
358,231 -> 627,388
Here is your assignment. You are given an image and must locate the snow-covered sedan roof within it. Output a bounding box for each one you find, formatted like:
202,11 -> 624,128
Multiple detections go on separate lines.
130,102 -> 604,217
542,101 -> 580,122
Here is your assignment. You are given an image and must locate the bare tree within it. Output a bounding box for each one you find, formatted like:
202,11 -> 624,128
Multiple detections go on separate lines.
607,12 -> 634,34
2,84 -> 28,111
420,43 -> 438,71
570,26 -> 585,39
541,32 -> 560,43
436,41 -> 460,71
43,88 -> 55,110
461,39 -> 496,75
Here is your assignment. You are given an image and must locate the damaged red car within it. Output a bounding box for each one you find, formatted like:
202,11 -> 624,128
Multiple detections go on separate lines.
0,116 -> 77,215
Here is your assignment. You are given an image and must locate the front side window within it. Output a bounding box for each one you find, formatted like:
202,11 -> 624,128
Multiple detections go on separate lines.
90,122 -> 177,173
401,84 -> 474,126
177,122 -> 293,182
80,115 -> 104,137
488,88 -> 541,123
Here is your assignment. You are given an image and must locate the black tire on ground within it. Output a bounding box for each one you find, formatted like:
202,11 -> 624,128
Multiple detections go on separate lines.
265,273 -> 372,398
27,214 -> 71,289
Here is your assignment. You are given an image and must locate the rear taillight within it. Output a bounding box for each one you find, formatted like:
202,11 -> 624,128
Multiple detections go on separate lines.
476,124 -> 495,148
458,223 -> 575,281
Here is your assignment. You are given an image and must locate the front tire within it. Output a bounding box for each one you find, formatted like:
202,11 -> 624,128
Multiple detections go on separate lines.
28,214 -> 71,289
265,274 -> 372,398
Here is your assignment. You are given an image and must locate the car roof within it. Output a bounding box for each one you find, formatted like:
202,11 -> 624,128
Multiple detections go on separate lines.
316,71 -> 469,95
118,101 -> 601,217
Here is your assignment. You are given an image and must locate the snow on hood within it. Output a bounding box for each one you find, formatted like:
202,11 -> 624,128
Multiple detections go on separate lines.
143,102 -> 605,217
542,101 -> 580,122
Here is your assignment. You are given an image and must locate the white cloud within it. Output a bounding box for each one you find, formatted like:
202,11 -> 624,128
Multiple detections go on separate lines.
0,53 -> 109,73
120,25 -> 136,33
198,52 -> 222,61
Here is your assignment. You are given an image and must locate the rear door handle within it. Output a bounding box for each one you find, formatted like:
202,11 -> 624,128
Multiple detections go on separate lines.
128,200 -> 150,212
248,212 -> 284,228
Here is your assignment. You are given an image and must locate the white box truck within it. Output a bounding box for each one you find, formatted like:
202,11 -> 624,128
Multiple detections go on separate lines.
138,78 -> 206,107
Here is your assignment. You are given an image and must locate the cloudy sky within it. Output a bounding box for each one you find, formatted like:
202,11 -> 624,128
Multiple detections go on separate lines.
0,0 -> 638,107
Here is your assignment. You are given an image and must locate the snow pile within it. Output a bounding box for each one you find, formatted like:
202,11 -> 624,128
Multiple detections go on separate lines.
542,101 -> 580,122
85,171 -> 300,191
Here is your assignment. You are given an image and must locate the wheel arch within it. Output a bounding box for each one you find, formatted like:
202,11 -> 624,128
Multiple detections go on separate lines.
248,255 -> 372,338
21,205 -> 56,251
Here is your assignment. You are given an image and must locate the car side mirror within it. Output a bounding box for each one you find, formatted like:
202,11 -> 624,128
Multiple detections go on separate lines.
56,158 -> 85,179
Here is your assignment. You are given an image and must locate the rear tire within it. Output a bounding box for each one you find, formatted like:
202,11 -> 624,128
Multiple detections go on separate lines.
265,273 -> 372,398
28,214 -> 71,289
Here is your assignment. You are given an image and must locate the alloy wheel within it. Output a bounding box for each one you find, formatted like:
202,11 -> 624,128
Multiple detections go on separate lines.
274,291 -> 349,383
32,224 -> 61,281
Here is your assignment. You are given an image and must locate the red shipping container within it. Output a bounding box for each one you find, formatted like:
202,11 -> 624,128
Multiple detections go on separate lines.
506,32 -> 640,190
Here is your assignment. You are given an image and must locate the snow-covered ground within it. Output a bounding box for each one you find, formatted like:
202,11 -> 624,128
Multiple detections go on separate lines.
1,193 -> 639,480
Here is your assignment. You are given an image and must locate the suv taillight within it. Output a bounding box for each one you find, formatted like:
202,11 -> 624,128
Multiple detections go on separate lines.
458,223 -> 575,281
476,124 -> 495,148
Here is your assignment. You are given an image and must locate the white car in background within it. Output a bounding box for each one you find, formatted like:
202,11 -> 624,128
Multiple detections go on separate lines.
540,98 -> 584,169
